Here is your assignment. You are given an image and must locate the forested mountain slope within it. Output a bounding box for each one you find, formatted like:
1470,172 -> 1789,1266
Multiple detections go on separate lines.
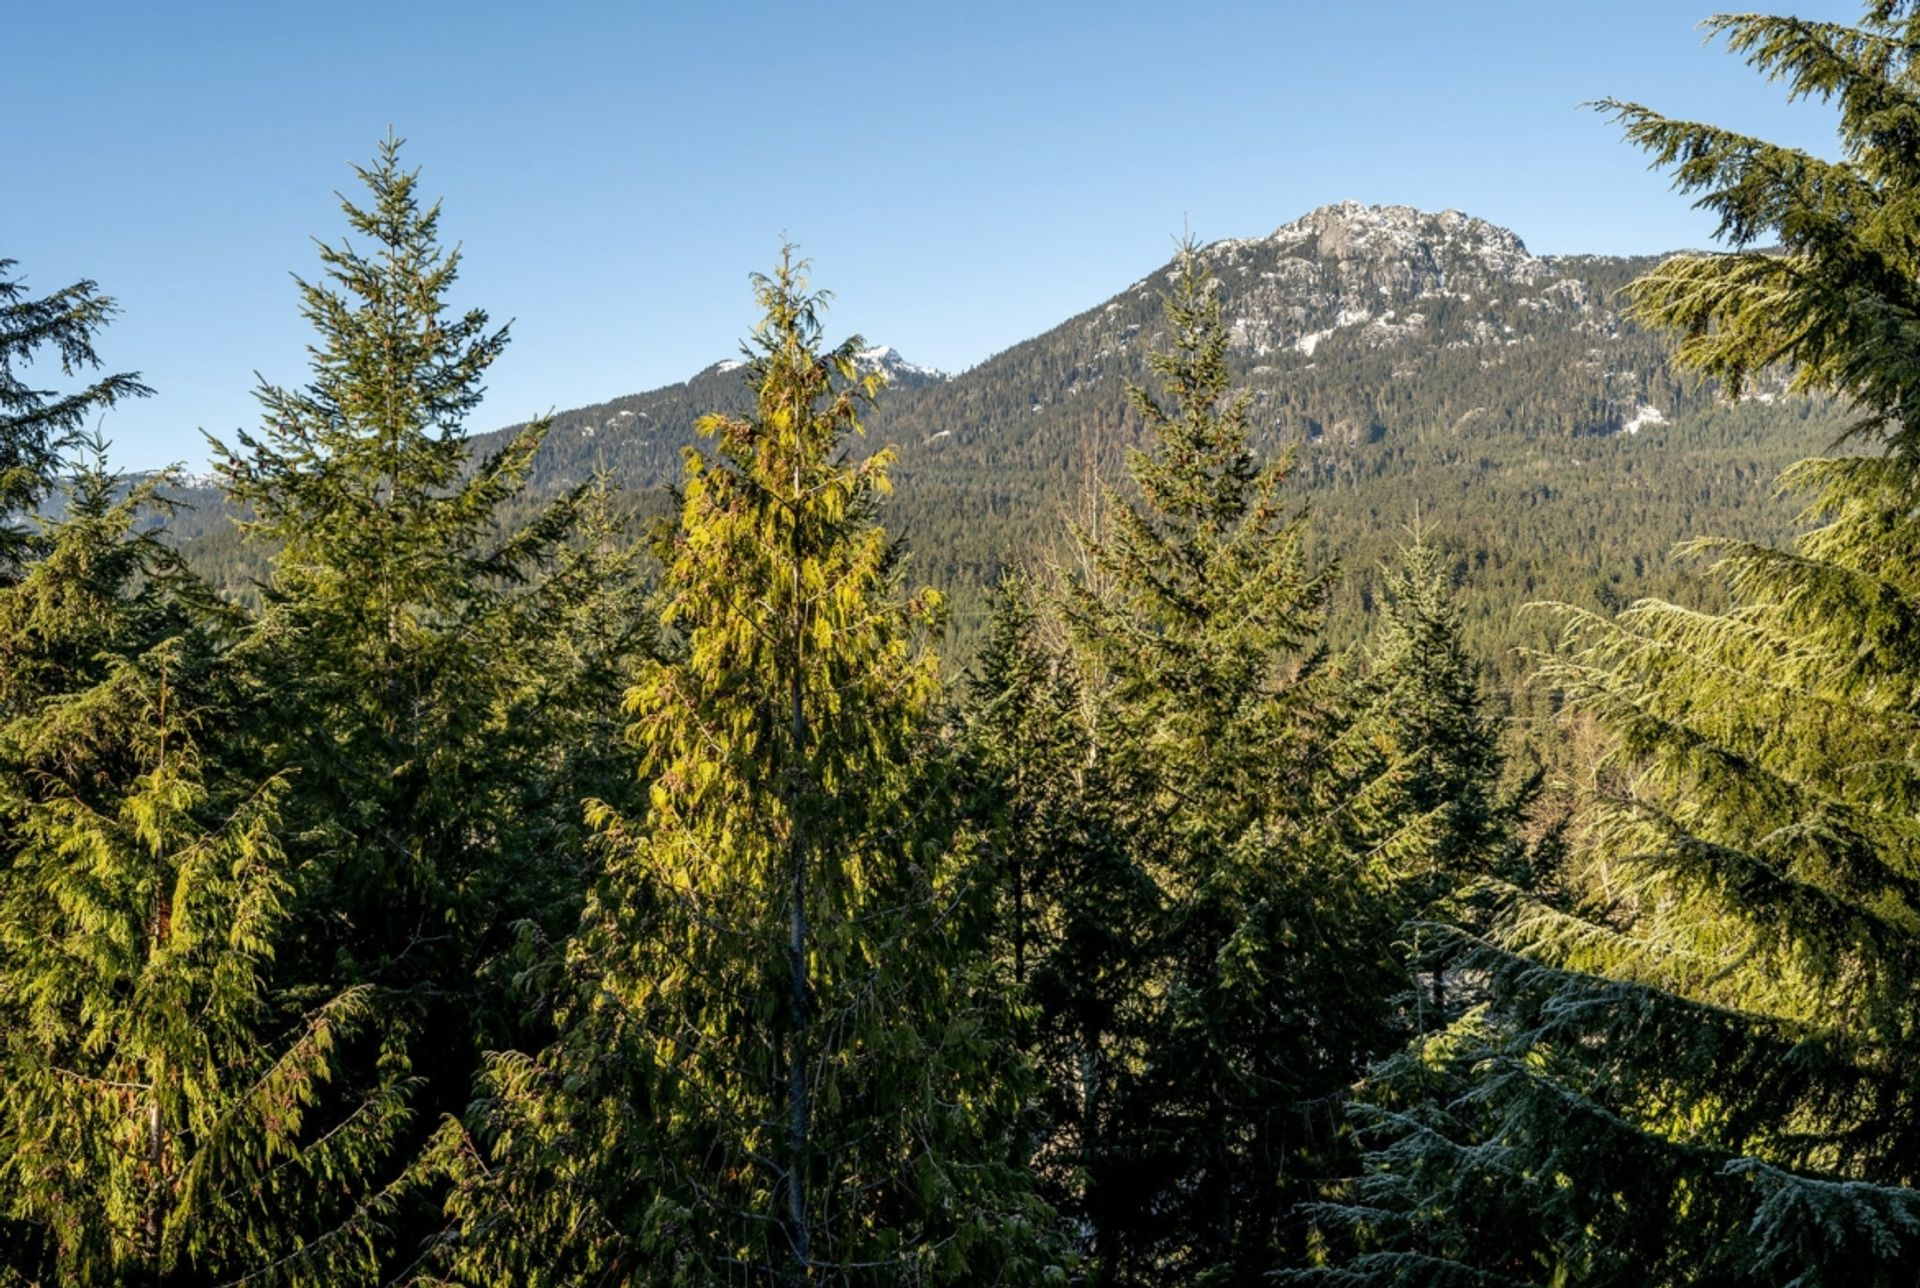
170,202 -> 1849,692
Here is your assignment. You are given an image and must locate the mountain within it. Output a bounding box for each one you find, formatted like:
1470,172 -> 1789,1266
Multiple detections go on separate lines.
169,203 -> 1845,695
482,201 -> 1797,485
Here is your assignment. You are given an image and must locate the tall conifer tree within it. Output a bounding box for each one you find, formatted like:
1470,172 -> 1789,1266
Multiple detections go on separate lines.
1312,6 -> 1920,1282
211,137 -> 648,1124
1058,242 -> 1405,1280
1362,533 -> 1522,895
427,251 -> 1055,1285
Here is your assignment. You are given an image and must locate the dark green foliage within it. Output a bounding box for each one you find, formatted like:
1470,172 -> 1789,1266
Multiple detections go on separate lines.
965,243 -> 1417,1282
1359,530 -> 1537,911
17,26 -> 1918,1276
213,134 -> 648,1025
197,136 -> 650,1275
957,572 -> 1159,1276
0,261 -> 150,574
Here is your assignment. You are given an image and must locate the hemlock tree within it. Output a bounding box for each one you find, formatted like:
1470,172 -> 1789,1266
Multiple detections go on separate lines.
1060,242 -> 1405,1280
0,260 -> 150,574
424,252 -> 1058,1286
1310,5 -> 1920,1282
211,136 -> 648,1136
0,461 -> 410,1285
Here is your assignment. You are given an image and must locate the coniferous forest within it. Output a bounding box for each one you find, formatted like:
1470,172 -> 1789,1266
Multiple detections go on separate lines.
8,5 -> 1920,1283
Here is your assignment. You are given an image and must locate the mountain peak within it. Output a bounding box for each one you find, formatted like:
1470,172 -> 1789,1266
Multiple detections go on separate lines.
1270,201 -> 1531,257
704,345 -> 947,385
854,344 -> 947,384
1180,201 -> 1574,359
1195,202 -> 1548,289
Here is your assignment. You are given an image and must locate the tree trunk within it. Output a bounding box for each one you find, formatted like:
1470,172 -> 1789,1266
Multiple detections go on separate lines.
784,457 -> 811,1285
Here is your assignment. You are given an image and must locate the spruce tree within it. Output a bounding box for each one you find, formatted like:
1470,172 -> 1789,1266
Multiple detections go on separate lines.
1059,241 -> 1405,1280
0,459 -> 410,1285
211,136 -> 648,1137
1363,532 -> 1521,895
425,251 -> 1056,1285
1312,6 -> 1920,1281
0,261 -> 150,574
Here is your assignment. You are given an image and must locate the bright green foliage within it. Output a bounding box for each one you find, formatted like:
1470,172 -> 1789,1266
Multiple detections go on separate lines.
1601,2 -> 1920,456
0,261 -> 150,574
1313,7 -> 1920,1282
211,136 -> 649,1115
1052,242 -> 1406,1280
426,252 -> 1055,1285
0,460 -> 410,1285
0,454 -> 207,734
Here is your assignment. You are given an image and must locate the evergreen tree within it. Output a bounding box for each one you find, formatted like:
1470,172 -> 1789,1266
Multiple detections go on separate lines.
210,136 -> 648,1135
426,251 -> 1056,1285
956,573 -> 1157,1264
1363,532 -> 1521,895
1311,6 -> 1920,1281
0,459 -> 410,1285
0,261 -> 150,574
1058,241 -> 1404,1280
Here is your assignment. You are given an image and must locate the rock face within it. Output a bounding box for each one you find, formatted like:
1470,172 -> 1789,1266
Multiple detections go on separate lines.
1119,202 -> 1610,363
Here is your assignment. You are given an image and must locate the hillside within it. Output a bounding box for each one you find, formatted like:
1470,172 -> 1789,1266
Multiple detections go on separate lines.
170,202 -> 1848,695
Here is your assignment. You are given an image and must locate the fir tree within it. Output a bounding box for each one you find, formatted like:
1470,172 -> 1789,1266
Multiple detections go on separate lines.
1356,530 -> 1539,1021
1060,241 -> 1404,1280
210,136 -> 649,1140
425,251 -> 1057,1285
0,458 -> 410,1285
0,261 -> 150,574
1311,6 -> 1920,1281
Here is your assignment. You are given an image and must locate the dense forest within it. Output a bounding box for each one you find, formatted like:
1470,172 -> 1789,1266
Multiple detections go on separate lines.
6,4 -> 1920,1284
153,190 -> 1849,709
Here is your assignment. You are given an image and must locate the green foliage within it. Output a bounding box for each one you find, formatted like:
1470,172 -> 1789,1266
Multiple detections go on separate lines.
0,459 -> 410,1285
424,251 -> 1056,1285
180,136 -> 653,1278
211,133 -> 649,1056
1314,6 -> 1920,1282
1359,529 -> 1537,909
964,243 -> 1419,1281
17,41 -> 1914,1278
0,261 -> 150,575
956,571 -> 1159,1275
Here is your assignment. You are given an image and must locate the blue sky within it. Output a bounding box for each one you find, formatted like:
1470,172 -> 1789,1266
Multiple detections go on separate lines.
15,0 -> 1859,469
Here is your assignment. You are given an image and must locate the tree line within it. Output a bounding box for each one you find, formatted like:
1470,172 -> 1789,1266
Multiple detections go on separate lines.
4,5 -> 1920,1283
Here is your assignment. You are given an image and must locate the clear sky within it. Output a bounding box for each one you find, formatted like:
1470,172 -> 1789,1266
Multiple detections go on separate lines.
15,0 -> 1860,469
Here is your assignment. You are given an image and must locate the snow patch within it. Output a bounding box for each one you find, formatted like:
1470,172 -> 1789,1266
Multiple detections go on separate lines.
854,345 -> 947,381
1620,404 -> 1667,435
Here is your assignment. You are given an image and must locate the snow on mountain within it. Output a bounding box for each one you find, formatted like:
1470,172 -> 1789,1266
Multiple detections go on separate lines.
704,346 -> 946,384
1178,201 -> 1609,360
854,345 -> 947,383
